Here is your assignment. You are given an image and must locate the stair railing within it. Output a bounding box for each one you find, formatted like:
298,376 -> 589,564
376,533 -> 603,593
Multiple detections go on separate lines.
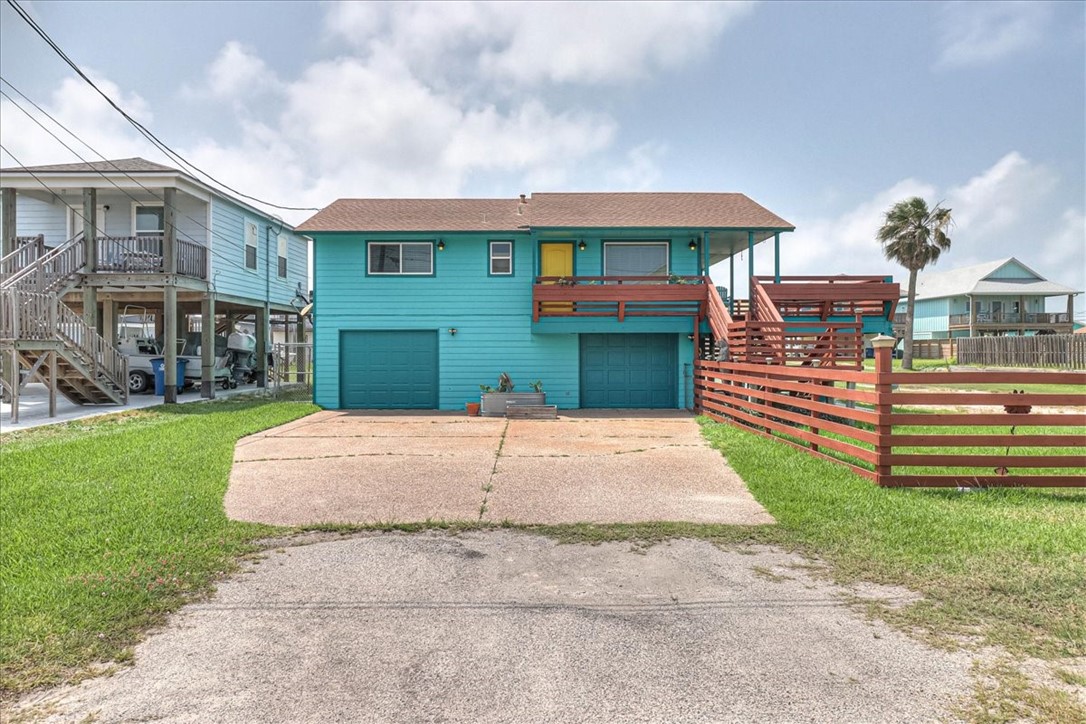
1,233 -> 86,293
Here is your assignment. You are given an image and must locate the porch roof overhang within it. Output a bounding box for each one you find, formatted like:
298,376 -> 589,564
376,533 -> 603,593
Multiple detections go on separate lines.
0,168 -> 305,234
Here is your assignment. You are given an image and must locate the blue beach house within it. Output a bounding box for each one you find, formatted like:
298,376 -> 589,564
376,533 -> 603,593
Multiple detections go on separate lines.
1,158 -> 310,413
298,191 -> 840,411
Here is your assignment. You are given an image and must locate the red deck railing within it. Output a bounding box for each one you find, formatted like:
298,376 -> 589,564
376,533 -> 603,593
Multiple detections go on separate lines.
532,275 -> 707,322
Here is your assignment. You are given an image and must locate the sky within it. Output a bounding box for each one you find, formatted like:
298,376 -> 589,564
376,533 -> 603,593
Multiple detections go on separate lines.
1,0 -> 1083,313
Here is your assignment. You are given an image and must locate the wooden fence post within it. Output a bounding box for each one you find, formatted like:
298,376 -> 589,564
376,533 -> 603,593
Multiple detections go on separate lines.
871,334 -> 896,486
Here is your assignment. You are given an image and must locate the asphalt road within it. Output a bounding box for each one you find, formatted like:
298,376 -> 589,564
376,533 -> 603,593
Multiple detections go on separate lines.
18,531 -> 973,723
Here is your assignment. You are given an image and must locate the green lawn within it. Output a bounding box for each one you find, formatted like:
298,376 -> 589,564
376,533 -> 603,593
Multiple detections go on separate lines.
2,398 -> 1084,720
0,397 -> 318,695
697,420 -> 1086,660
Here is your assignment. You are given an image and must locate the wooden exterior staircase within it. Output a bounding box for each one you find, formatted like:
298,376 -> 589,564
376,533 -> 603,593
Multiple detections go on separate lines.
702,276 -> 899,369
1,234 -> 128,408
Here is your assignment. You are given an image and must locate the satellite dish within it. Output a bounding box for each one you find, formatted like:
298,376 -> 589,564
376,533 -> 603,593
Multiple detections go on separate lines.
299,302 -> 314,318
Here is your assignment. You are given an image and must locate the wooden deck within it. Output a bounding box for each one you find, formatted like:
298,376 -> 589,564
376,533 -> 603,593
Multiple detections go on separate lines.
7,235 -> 208,280
532,276 -> 707,322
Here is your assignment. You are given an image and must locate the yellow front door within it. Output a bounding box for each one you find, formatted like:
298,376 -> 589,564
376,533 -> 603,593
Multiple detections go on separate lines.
540,243 -> 574,312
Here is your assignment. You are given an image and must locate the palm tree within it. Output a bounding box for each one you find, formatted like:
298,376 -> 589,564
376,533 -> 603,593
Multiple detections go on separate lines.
877,197 -> 953,370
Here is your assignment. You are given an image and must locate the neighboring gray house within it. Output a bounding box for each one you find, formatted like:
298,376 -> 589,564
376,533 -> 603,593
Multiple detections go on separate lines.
893,257 -> 1079,339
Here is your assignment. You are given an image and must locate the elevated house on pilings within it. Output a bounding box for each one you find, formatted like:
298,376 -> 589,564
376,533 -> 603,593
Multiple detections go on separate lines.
297,192 -> 900,411
0,158 -> 310,421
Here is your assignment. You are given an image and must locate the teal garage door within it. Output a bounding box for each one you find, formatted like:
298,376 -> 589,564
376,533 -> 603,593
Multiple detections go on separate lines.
580,334 -> 676,408
340,330 -> 438,409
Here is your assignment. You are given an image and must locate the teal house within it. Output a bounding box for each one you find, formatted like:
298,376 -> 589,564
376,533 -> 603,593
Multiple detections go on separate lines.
297,193 -> 797,410
892,257 -> 1079,339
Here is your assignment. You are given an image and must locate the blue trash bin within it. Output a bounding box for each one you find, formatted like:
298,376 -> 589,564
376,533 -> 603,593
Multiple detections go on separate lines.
150,357 -> 188,396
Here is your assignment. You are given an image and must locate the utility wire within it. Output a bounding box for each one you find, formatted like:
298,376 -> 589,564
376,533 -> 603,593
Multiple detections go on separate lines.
1,79 -> 289,279
4,0 -> 320,213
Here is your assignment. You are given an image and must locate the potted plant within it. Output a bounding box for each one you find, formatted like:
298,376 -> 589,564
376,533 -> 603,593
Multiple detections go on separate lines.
479,373 -> 545,416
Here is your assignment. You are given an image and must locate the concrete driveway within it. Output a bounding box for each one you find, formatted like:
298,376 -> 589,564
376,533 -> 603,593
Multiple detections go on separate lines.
17,532 -> 973,723
226,410 -> 773,526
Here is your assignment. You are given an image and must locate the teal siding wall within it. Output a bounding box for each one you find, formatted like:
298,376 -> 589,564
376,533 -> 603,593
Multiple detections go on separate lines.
313,231 -> 698,410
987,261 -> 1039,280
210,196 -> 307,306
907,297 -> 951,336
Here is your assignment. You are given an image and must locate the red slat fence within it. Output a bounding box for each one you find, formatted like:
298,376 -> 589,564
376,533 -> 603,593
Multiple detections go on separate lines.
694,346 -> 1086,487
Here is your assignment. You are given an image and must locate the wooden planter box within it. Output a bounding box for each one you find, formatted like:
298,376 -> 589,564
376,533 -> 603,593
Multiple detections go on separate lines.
480,392 -> 546,417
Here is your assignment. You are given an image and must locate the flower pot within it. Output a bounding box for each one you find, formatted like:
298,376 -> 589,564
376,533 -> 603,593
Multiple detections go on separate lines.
465,402 -> 481,416
480,392 -> 546,417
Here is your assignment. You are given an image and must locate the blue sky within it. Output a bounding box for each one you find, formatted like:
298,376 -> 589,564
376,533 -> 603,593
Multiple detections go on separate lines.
1,1 -> 1083,311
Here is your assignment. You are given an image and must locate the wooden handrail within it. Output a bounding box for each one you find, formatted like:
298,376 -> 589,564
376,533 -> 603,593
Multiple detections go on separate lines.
1,233 -> 86,293
702,276 -> 733,341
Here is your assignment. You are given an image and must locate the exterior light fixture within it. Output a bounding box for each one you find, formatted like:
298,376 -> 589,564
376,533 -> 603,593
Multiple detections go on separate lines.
448,328 -> 458,336
578,240 -> 586,251
437,240 -> 445,251
689,240 -> 697,251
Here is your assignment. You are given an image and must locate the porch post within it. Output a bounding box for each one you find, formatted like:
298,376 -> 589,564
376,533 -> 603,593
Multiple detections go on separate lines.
968,294 -> 976,337
101,299 -> 115,348
163,287 -> 178,403
1068,294 -> 1075,329
728,251 -> 735,315
255,304 -> 269,388
1,187 -> 15,257
201,294 -> 216,399
295,314 -> 307,383
747,231 -> 755,285
162,189 -> 178,403
1019,294 -> 1025,336
702,231 -> 710,279
162,188 -> 177,275
773,232 -> 780,283
82,188 -> 98,331
0,188 -> 15,403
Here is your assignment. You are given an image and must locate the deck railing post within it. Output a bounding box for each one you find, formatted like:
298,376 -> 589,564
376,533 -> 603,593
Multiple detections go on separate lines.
871,334 -> 896,486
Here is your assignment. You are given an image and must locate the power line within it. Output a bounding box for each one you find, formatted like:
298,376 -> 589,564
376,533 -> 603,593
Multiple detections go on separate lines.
4,0 -> 320,213
0,79 -> 289,280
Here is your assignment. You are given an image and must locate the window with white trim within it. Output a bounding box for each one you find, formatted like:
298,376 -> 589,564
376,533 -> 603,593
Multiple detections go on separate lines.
277,233 -> 288,278
135,205 -> 164,236
368,242 -> 433,275
244,221 -> 258,270
489,240 -> 513,275
603,242 -> 669,277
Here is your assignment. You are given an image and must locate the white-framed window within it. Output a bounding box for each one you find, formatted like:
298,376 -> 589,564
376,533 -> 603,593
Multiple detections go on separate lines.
277,233 -> 288,278
489,240 -> 513,275
603,241 -> 669,277
134,205 -> 164,236
367,242 -> 433,275
244,220 -> 258,270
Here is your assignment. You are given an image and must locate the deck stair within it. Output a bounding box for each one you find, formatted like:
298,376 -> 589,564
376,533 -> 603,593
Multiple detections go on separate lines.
703,275 -> 899,369
1,233 -> 127,407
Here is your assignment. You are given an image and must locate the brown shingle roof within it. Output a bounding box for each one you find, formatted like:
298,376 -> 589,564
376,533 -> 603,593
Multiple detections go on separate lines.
531,192 -> 793,229
297,198 -> 529,232
0,157 -> 178,174
297,192 -> 793,233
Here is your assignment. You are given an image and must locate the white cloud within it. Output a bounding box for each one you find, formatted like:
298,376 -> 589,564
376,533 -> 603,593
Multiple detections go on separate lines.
1039,208 -> 1086,269
478,1 -> 753,86
325,1 -> 753,87
945,151 -> 1056,236
936,1 -> 1053,69
0,72 -> 157,168
204,41 -> 281,98
3,1 -> 749,223
605,142 -> 668,191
